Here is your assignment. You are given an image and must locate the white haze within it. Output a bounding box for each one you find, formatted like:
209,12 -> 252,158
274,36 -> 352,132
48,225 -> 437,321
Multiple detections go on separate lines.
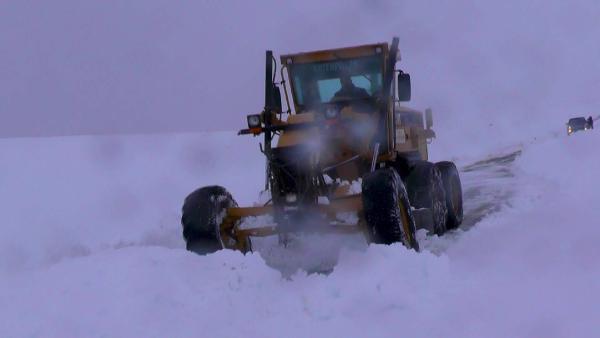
2,0 -> 600,159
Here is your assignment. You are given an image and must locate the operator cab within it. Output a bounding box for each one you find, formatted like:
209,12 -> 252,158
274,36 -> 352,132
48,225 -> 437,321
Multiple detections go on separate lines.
282,44 -> 387,116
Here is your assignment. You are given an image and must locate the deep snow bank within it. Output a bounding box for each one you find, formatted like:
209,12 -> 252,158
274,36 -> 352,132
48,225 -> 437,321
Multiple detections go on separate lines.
1,130 -> 599,337
0,132 -> 262,272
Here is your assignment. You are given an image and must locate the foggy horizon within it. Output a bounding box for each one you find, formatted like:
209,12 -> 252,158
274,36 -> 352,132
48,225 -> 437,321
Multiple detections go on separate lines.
2,1 -> 600,148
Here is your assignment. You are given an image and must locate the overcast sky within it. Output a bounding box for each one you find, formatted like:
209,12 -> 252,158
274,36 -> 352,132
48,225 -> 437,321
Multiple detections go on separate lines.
2,0 -> 600,147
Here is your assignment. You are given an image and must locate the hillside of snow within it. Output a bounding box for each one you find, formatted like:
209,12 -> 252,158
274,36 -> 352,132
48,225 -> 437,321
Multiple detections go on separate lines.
1,128 -> 598,338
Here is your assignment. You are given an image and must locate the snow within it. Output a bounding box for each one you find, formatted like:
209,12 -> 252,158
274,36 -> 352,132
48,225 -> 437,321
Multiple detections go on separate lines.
0,132 -> 263,272
1,129 -> 599,337
317,196 -> 330,205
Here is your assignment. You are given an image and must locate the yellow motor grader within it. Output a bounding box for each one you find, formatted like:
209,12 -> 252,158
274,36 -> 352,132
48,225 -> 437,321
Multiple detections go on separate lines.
181,38 -> 463,254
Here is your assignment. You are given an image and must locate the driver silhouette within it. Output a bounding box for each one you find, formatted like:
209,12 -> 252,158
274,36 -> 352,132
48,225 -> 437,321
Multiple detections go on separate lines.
332,72 -> 370,101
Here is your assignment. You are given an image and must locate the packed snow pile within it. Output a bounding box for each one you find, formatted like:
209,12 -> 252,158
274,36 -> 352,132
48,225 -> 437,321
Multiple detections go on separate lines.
0,130 -> 598,338
0,132 -> 262,272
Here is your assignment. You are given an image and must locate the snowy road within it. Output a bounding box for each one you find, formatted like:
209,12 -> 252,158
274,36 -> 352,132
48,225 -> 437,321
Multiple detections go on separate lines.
460,150 -> 521,230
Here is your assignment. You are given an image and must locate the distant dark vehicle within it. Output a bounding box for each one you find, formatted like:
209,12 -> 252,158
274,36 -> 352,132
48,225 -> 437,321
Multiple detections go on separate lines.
567,117 -> 592,135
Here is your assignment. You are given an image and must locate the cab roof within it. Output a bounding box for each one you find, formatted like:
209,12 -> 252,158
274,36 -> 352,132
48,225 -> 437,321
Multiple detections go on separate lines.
280,42 -> 389,65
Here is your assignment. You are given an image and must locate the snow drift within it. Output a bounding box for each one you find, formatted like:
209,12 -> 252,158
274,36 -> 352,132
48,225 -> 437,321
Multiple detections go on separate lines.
0,129 -> 598,337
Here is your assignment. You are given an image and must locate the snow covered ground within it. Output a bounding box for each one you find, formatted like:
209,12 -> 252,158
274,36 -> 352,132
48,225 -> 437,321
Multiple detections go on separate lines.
0,128 -> 598,337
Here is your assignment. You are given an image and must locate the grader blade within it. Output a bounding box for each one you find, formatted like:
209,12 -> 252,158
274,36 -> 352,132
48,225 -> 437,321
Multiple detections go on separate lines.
220,195 -> 366,244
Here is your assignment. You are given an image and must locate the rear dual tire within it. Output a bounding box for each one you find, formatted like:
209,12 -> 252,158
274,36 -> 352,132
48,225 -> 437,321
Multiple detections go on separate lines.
436,161 -> 463,229
406,161 -> 448,236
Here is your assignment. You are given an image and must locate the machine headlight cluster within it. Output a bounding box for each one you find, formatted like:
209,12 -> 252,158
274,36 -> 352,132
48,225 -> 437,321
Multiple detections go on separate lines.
247,114 -> 262,128
325,107 -> 339,119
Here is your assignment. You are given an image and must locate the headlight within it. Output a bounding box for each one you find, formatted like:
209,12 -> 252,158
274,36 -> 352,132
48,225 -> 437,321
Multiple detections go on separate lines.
325,107 -> 339,119
247,114 -> 262,128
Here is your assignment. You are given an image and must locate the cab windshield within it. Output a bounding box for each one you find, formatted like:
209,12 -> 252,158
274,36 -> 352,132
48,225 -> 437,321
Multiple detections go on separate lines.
289,55 -> 383,108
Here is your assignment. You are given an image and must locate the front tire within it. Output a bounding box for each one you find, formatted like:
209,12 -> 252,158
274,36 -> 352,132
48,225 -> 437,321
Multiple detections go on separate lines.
361,168 -> 419,251
181,186 -> 251,255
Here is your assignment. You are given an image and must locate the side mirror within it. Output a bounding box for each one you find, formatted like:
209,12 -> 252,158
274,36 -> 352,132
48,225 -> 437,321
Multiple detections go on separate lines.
273,85 -> 282,113
397,71 -> 411,101
425,108 -> 433,129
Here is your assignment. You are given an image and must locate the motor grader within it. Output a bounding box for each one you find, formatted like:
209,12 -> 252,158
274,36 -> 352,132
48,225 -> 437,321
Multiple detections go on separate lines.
181,38 -> 463,254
